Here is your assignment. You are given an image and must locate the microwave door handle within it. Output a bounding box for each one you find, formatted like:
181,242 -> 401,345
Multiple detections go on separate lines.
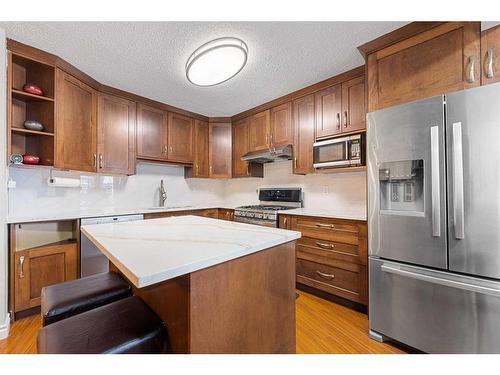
345,140 -> 349,161
430,126 -> 441,237
452,122 -> 465,239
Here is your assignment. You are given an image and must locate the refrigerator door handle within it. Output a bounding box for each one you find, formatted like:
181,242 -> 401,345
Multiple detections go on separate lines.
452,122 -> 465,239
381,263 -> 500,298
430,126 -> 441,237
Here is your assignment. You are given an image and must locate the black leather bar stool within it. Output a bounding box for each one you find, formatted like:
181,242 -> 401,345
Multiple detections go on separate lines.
41,272 -> 132,326
37,296 -> 169,354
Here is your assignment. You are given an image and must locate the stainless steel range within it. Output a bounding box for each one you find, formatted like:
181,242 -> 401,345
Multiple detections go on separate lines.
234,188 -> 302,227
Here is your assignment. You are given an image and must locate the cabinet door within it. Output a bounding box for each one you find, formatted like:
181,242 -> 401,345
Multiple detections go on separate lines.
209,122 -> 232,178
341,76 -> 366,133
315,84 -> 342,138
232,118 -> 250,177
292,94 -> 315,175
270,102 -> 293,147
167,112 -> 194,163
367,22 -> 480,111
97,94 -> 136,175
14,242 -> 77,312
137,104 -> 168,160
248,110 -> 271,151
55,69 -> 97,172
481,25 -> 500,85
193,120 -> 209,177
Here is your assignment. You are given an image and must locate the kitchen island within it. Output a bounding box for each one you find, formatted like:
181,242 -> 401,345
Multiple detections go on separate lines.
81,215 -> 300,354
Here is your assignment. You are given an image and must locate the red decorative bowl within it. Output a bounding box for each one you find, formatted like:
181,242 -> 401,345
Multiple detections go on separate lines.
22,154 -> 40,165
22,83 -> 44,96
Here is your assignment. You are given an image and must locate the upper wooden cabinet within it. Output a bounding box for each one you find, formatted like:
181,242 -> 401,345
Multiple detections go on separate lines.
293,94 -> 315,175
232,118 -> 250,177
341,76 -> 366,132
191,120 -> 210,178
481,25 -> 500,86
55,69 -> 97,172
167,112 -> 194,163
97,94 -> 136,175
248,110 -> 271,152
270,102 -> 293,147
366,22 -> 481,111
315,84 -> 342,138
209,122 -> 232,178
136,104 -> 168,161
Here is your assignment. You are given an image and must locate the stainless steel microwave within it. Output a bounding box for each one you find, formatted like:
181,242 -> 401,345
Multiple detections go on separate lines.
313,134 -> 365,169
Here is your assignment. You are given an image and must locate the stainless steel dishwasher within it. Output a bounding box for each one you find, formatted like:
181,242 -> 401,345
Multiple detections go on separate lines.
80,214 -> 144,277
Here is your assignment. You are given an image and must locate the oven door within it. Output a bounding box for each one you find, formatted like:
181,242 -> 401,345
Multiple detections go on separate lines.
313,135 -> 363,169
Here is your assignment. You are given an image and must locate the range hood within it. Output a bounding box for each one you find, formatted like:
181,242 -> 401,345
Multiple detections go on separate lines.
241,144 -> 293,163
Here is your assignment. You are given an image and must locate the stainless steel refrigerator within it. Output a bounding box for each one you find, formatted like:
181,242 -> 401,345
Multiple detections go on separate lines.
367,82 -> 500,353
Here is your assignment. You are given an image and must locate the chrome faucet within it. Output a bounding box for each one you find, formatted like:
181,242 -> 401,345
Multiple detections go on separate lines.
159,179 -> 167,207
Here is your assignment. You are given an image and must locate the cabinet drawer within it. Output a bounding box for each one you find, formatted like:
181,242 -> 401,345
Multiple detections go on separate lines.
297,237 -> 365,265
296,258 -> 364,303
290,216 -> 359,244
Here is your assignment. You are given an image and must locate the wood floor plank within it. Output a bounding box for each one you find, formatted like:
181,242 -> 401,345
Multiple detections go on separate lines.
0,291 -> 404,354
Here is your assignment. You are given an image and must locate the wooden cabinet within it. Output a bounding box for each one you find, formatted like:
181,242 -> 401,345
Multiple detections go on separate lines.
136,104 -> 168,161
315,84 -> 342,138
194,208 -> 219,219
232,118 -> 263,178
270,102 -> 293,147
14,241 -> 77,312
55,69 -> 97,172
279,214 -> 368,305
366,22 -> 481,111
341,76 -> 366,132
191,120 -> 210,178
481,25 -> 500,85
209,122 -> 232,178
248,110 -> 271,152
97,93 -> 136,175
167,112 -> 194,163
292,94 -> 315,175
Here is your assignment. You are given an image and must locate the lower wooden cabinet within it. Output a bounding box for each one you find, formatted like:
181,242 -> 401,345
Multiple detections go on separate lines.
13,241 -> 78,312
218,208 -> 234,221
279,214 -> 368,305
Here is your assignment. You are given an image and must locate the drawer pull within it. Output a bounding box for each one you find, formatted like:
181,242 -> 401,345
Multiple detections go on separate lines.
19,256 -> 25,279
316,270 -> 335,280
315,223 -> 336,229
316,241 -> 335,249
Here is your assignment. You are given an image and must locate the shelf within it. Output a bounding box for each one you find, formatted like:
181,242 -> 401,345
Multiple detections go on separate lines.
315,166 -> 367,174
11,127 -> 54,137
12,89 -> 54,102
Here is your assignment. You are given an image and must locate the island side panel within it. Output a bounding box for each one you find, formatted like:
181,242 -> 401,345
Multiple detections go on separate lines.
188,241 -> 297,354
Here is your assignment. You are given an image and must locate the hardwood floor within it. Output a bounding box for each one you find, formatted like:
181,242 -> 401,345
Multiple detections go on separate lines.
0,291 -> 404,354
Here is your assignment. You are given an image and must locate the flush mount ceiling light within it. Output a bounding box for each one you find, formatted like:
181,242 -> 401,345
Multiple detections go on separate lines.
186,37 -> 248,87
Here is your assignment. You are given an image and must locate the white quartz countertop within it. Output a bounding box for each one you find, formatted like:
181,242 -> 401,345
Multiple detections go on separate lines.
277,208 -> 367,221
80,215 -> 301,288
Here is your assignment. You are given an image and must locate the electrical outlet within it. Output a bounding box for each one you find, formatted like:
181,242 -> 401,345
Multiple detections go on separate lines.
322,185 -> 329,194
7,178 -> 16,189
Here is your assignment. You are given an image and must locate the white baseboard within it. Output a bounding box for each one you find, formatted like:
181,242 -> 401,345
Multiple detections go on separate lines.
0,313 -> 11,340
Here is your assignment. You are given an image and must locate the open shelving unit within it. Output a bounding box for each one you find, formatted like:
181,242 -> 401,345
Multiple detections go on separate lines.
8,53 -> 56,166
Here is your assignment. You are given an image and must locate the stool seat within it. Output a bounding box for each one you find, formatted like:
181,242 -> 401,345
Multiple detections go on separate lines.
37,296 -> 168,354
41,272 -> 132,326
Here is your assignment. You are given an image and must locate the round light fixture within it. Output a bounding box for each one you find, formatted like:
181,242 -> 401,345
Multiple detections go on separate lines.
186,37 -> 248,87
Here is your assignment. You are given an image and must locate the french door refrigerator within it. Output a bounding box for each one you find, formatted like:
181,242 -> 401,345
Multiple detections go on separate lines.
367,82 -> 500,353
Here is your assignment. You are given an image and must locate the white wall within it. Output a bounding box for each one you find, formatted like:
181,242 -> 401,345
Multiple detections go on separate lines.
0,28 -> 10,339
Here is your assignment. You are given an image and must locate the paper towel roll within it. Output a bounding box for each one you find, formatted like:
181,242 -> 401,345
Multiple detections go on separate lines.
47,177 -> 81,188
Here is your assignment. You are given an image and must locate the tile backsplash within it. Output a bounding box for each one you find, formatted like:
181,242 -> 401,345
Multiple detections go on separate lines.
7,160 -> 366,218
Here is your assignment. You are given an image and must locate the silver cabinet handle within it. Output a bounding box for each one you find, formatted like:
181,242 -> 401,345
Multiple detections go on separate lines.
19,256 -> 25,279
486,48 -> 494,79
316,241 -> 335,250
336,113 -> 341,129
169,146 -> 173,153
381,263 -> 500,298
99,154 -> 103,169
93,153 -> 97,168
467,56 -> 476,83
283,217 -> 287,226
343,111 -> 348,128
452,122 -> 465,239
315,223 -> 336,229
316,270 -> 335,280
430,126 -> 441,237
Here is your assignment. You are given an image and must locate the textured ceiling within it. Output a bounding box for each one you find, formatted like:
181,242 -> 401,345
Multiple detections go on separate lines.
0,22 -> 407,116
